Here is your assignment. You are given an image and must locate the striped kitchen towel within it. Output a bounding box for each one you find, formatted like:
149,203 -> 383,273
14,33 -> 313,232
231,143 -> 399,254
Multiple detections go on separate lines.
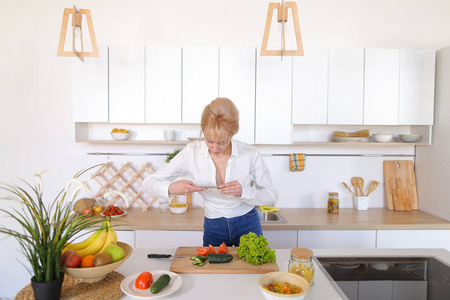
289,153 -> 305,172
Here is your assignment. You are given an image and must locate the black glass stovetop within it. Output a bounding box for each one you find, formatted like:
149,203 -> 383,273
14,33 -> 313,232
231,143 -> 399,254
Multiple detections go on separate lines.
316,256 -> 450,300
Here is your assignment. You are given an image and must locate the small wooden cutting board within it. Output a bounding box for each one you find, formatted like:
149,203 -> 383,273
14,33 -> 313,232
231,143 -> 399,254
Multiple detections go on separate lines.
383,160 -> 418,210
169,246 -> 279,274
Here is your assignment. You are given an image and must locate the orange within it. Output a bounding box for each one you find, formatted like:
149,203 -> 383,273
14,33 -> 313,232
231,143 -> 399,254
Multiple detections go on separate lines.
80,255 -> 95,268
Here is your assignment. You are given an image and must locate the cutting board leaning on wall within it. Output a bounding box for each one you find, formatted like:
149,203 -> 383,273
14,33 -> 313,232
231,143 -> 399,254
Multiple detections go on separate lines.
383,160 -> 419,211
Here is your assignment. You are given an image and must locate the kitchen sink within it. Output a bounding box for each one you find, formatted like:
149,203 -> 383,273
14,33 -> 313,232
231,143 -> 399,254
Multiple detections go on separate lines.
257,207 -> 287,223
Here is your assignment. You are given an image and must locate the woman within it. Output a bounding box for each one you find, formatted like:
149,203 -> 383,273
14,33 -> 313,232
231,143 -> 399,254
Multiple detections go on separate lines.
142,98 -> 278,246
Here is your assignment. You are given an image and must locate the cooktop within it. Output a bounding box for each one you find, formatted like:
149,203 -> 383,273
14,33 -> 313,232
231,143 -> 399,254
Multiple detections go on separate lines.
316,256 -> 450,300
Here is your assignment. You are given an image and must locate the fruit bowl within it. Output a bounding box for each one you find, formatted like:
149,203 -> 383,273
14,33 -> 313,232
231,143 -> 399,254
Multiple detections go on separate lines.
63,242 -> 132,283
169,203 -> 188,214
258,272 -> 309,300
111,132 -> 130,141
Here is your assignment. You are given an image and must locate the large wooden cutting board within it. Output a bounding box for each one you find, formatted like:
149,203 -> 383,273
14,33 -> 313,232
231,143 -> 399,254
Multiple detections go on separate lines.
169,247 -> 279,274
383,160 -> 418,210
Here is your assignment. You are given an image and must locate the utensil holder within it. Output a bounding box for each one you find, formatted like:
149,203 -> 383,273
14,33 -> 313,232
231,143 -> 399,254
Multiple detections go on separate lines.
353,196 -> 369,210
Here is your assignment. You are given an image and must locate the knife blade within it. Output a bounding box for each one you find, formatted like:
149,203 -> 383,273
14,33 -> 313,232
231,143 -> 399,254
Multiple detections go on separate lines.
147,254 -> 184,259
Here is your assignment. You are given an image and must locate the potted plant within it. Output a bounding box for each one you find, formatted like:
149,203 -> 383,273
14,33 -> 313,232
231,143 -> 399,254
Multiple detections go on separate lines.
0,165 -> 106,300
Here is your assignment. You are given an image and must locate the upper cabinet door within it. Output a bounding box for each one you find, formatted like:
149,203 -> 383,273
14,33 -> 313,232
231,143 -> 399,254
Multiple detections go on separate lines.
255,53 -> 292,144
109,45 -> 145,123
146,46 -> 182,123
292,47 -> 329,125
182,47 -> 219,124
72,45 -> 108,122
328,48 -> 365,125
364,49 -> 400,125
399,49 -> 436,125
219,47 -> 256,144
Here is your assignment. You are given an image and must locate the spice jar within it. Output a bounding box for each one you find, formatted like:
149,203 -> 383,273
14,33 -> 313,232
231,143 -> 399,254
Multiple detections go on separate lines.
288,248 -> 315,286
328,192 -> 339,214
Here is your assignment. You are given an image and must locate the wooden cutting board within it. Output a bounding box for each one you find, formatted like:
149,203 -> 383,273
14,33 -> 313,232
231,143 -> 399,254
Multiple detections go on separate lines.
383,160 -> 418,210
169,247 -> 279,274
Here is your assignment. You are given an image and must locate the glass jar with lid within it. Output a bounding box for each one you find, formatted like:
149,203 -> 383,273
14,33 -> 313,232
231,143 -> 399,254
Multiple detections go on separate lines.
288,248 -> 315,286
327,192 -> 339,214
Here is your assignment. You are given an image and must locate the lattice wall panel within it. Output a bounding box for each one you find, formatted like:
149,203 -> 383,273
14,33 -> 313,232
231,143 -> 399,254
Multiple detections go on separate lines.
91,162 -> 158,212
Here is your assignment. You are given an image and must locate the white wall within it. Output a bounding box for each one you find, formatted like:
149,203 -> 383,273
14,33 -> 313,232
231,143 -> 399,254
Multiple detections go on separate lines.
416,47 -> 450,220
1,0 -> 450,298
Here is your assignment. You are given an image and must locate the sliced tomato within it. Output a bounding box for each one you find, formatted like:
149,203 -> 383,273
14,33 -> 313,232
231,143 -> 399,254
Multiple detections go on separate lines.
197,246 -> 209,256
208,244 -> 216,254
218,242 -> 228,254
135,272 -> 153,289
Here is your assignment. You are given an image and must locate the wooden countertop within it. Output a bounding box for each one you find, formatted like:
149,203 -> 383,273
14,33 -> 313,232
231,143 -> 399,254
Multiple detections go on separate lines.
113,207 -> 450,231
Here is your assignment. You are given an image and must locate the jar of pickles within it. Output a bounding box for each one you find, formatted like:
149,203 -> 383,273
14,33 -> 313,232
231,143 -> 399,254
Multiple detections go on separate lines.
328,192 -> 339,214
288,248 -> 315,286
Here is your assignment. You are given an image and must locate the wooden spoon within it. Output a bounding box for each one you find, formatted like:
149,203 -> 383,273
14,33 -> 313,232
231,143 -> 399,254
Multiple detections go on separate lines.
351,177 -> 360,196
343,182 -> 355,196
357,177 -> 365,197
366,180 -> 379,196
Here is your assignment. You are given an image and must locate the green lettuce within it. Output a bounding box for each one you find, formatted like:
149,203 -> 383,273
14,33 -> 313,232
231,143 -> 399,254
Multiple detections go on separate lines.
237,232 -> 276,265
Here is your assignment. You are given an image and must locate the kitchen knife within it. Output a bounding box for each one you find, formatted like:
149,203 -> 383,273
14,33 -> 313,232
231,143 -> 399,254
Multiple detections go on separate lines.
147,254 -> 184,259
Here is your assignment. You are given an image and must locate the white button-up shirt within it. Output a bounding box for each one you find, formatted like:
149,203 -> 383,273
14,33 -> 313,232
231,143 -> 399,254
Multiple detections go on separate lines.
142,139 -> 278,219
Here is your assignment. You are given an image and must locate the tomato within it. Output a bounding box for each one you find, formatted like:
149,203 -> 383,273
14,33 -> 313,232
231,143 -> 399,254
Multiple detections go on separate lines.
197,247 -> 209,256
218,242 -> 228,254
135,272 -> 153,289
208,244 -> 216,254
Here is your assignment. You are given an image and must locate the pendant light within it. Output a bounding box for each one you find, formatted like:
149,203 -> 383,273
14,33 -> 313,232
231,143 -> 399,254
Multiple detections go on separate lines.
57,5 -> 99,62
261,0 -> 304,59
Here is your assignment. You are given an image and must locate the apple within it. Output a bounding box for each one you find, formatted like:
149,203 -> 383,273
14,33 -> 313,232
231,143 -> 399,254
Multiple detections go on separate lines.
81,207 -> 93,217
61,250 -> 82,268
103,244 -> 124,262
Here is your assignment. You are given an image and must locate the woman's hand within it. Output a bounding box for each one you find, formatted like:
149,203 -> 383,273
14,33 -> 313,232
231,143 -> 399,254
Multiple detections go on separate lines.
218,180 -> 242,197
168,180 -> 205,195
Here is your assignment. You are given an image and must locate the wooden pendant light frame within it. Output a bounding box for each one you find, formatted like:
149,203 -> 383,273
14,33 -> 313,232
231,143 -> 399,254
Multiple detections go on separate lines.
57,5 -> 99,62
261,1 -> 304,57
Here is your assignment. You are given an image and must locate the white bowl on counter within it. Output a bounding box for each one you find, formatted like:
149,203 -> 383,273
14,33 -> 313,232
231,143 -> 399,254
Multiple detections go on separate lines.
258,272 -> 309,300
169,203 -> 188,214
399,134 -> 421,143
373,134 -> 393,143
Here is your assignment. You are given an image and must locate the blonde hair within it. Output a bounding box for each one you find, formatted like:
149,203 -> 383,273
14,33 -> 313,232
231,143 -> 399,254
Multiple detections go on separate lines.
201,98 -> 239,141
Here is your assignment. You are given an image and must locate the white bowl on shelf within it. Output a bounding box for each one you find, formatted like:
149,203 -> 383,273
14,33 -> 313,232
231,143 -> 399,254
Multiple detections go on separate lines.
111,132 -> 130,141
399,134 -> 421,143
373,134 -> 393,143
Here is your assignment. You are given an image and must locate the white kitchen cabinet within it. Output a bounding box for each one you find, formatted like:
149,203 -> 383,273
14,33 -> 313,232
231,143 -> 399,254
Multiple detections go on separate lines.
219,47 -> 256,144
255,52 -> 292,144
146,46 -> 182,123
262,230 -> 297,249
72,45 -> 108,122
116,230 -> 136,248
297,230 -> 377,249
182,47 -> 219,124
399,49 -> 436,125
109,45 -> 145,123
376,230 -> 450,250
292,47 -> 329,125
135,230 -> 203,248
364,49 -> 400,125
328,48 -> 365,125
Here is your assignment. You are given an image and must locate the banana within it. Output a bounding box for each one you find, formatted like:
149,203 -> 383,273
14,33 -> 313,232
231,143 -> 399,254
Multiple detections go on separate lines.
97,225 -> 118,254
76,228 -> 108,258
63,220 -> 108,252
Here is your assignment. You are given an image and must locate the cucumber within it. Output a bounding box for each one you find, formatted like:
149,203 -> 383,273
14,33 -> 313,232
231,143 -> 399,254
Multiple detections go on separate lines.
190,255 -> 207,262
150,274 -> 171,294
207,253 -> 233,263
